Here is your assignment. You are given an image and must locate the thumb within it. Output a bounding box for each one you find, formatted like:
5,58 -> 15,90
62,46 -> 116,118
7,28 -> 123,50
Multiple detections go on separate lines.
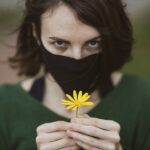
75,114 -> 90,118
82,114 -> 90,118
70,114 -> 90,123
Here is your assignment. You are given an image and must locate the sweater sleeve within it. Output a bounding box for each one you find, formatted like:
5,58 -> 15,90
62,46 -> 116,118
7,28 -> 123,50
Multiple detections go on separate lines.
133,83 -> 150,150
0,117 -> 10,150
120,77 -> 150,150
0,85 -> 11,150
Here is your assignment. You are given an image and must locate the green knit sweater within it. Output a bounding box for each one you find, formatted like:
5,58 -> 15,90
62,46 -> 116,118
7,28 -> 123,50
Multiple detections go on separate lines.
0,74 -> 150,150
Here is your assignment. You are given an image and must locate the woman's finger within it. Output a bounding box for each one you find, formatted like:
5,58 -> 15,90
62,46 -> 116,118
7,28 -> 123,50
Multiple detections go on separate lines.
59,145 -> 80,150
71,114 -> 90,124
77,114 -> 90,118
36,131 -> 67,144
67,130 -> 116,150
36,121 -> 70,134
76,140 -> 101,150
38,138 -> 77,150
76,140 -> 92,150
71,117 -> 120,131
68,123 -> 120,143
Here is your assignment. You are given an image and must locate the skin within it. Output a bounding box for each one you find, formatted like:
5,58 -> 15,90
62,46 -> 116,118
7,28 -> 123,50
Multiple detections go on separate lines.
36,121 -> 80,150
67,116 -> 121,150
34,3 -> 123,150
41,4 -> 101,59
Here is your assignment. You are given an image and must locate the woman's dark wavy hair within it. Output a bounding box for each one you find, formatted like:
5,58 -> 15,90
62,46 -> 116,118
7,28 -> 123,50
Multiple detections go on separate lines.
9,0 -> 133,87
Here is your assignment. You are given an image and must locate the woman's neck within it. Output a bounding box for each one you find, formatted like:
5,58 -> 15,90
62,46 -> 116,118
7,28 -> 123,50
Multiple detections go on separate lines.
21,71 -> 122,119
42,73 -> 101,118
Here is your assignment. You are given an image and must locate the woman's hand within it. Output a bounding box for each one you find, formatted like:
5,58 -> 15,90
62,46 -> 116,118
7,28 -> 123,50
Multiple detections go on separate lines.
36,121 -> 80,150
67,116 -> 122,150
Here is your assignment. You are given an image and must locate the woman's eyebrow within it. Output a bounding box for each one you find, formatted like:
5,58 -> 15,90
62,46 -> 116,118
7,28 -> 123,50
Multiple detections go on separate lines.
48,36 -> 101,44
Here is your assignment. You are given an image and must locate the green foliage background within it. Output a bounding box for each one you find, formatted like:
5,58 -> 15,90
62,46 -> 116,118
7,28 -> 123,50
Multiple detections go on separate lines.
123,11 -> 150,79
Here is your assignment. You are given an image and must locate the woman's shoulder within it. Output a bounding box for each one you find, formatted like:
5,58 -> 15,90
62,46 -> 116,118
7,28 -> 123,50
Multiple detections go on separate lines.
0,76 -> 39,105
0,82 -> 19,96
122,73 -> 150,110
118,75 -> 150,150
122,72 -> 149,82
112,73 -> 150,110
125,75 -> 150,149
0,83 -> 20,117
0,82 -> 20,104
122,73 -> 150,94
0,76 -> 37,96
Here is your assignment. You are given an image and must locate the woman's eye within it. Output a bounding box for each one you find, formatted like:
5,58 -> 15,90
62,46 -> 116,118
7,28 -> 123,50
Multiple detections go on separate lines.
55,41 -> 65,46
86,40 -> 100,49
53,41 -> 68,50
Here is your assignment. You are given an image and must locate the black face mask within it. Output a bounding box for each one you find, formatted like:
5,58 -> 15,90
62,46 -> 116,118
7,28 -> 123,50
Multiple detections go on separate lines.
41,45 -> 101,95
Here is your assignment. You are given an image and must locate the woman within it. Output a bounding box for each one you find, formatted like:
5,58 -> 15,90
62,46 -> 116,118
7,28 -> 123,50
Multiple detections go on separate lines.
0,0 -> 150,150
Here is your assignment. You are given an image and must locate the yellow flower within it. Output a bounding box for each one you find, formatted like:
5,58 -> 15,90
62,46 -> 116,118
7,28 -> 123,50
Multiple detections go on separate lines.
62,90 -> 94,117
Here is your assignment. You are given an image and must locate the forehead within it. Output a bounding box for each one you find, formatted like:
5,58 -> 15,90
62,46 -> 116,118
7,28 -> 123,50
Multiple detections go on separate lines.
41,4 -> 100,41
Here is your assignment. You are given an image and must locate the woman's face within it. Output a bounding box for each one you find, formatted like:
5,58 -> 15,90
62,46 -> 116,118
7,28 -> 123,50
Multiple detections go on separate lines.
41,4 -> 102,59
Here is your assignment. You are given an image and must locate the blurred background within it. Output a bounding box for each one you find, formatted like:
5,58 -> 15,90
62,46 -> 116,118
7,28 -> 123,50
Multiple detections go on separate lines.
0,0 -> 150,83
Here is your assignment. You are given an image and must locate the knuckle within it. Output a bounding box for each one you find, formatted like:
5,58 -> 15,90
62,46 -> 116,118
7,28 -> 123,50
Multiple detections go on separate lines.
93,118 -> 99,126
107,143 -> 115,150
40,145 -> 49,150
35,135 -> 43,144
36,123 -> 49,134
116,123 -> 121,131
113,122 -> 121,131
36,126 -> 42,134
92,127 -> 99,136
109,120 -> 121,131
109,132 -> 120,143
36,136 -> 40,144
56,121 -> 66,128
110,120 -> 117,126
114,134 -> 120,143
64,138 -> 72,145
76,124 -> 82,130
71,145 -> 78,150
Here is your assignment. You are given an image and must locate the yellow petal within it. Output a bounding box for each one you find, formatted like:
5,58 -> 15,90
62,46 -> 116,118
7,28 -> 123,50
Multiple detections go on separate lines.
73,90 -> 78,100
62,100 -> 74,104
80,93 -> 89,101
62,103 -> 73,106
62,99 -> 70,102
66,94 -> 75,102
66,105 -> 74,110
82,93 -> 89,99
73,106 -> 78,111
78,91 -> 83,99
62,101 -> 74,105
80,95 -> 90,103
62,103 -> 74,106
82,102 -> 94,106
